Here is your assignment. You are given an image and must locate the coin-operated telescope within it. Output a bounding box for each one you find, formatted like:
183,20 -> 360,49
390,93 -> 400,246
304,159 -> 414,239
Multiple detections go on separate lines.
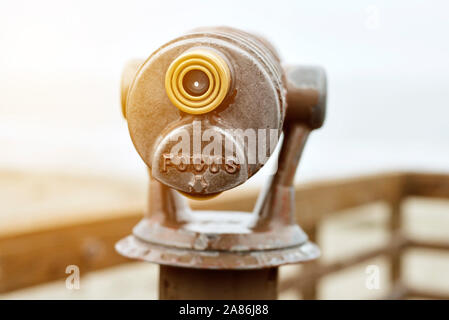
117,27 -> 326,299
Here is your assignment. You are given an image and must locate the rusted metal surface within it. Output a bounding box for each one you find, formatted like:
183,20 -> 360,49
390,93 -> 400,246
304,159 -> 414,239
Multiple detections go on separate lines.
116,27 -> 327,299
117,88 -> 325,270
124,27 -> 286,196
117,236 -> 318,270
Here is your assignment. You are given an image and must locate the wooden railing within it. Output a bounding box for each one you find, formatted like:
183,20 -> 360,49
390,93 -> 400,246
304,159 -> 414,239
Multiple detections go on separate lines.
280,172 -> 449,299
1,171 -> 448,298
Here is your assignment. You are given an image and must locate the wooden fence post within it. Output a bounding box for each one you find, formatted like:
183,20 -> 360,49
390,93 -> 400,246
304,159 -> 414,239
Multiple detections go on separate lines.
389,198 -> 403,293
301,225 -> 318,300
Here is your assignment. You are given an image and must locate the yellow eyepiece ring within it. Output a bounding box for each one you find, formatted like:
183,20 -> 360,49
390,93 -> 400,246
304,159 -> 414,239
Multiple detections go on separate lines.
177,65 -> 214,101
172,60 -> 219,107
165,49 -> 231,115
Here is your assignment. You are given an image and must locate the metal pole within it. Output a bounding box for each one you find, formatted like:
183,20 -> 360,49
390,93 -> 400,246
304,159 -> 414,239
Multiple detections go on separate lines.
159,266 -> 278,300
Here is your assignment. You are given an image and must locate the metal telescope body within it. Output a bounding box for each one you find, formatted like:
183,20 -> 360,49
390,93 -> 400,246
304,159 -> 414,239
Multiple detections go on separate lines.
117,27 -> 327,299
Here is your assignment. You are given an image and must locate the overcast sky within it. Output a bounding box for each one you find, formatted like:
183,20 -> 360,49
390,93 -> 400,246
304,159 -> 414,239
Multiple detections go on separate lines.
1,0 -> 448,184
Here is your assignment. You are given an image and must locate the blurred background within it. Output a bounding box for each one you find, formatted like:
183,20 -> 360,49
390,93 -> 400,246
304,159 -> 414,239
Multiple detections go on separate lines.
2,0 -> 449,181
0,0 -> 448,299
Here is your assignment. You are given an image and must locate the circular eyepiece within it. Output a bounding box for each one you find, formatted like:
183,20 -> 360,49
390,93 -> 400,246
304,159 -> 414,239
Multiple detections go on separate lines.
165,49 -> 231,115
182,70 -> 210,96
